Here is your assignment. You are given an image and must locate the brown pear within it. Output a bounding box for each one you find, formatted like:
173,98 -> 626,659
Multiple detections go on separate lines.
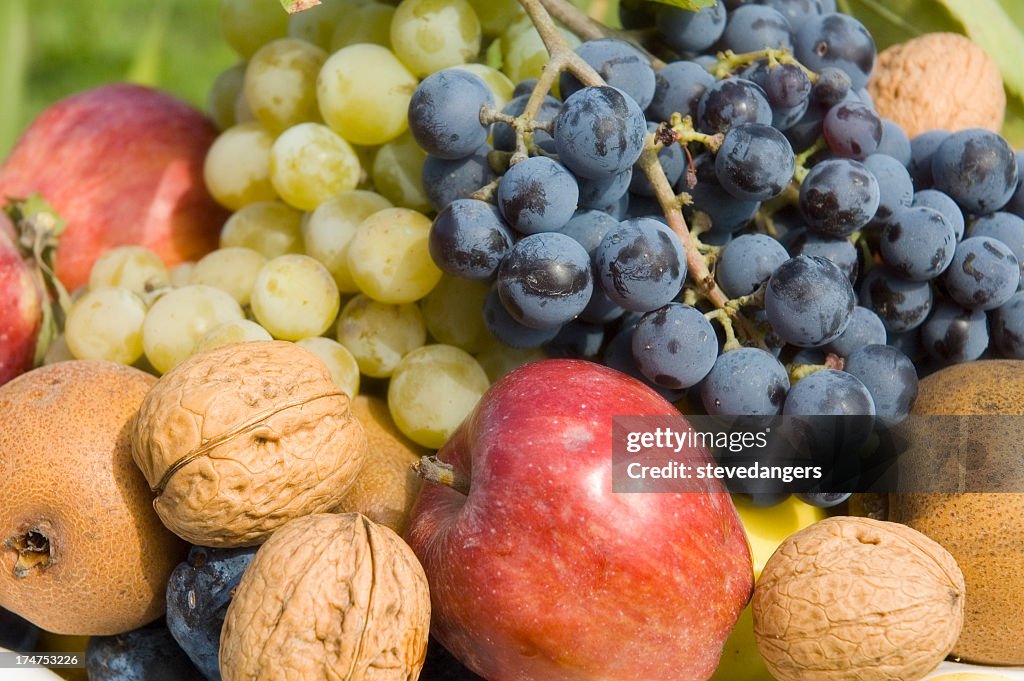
333,395 -> 428,536
0,361 -> 186,635
889,360 -> 1024,665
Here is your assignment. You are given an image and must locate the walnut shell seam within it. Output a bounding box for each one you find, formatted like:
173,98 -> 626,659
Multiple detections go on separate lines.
151,389 -> 343,495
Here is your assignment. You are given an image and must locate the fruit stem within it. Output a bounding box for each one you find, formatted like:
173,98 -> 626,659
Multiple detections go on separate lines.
414,456 -> 471,496
710,48 -> 818,83
669,114 -> 724,153
535,0 -> 665,68
793,137 -> 829,183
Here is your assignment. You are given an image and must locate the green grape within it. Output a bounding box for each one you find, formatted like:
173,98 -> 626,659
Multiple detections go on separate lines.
250,254 -> 341,340
347,207 -> 441,303
330,2 -> 395,51
302,190 -> 393,293
220,201 -> 305,257
203,122 -> 278,210
269,122 -> 362,211
169,262 -> 196,288
43,335 -> 74,365
296,336 -> 360,398
391,0 -> 482,78
88,246 -> 169,295
189,247 -> 267,306
371,132 -> 430,212
243,38 -> 326,134
219,0 -> 289,59
318,44 -> 418,147
207,62 -> 247,131
234,86 -> 256,125
336,294 -> 426,378
453,63 -> 514,110
65,287 -> 148,365
465,0 -> 525,37
143,285 -> 245,374
475,335 -> 547,383
420,275 -> 490,353
193,319 -> 273,354
288,0 -> 369,50
503,24 -> 580,84
387,344 -> 490,449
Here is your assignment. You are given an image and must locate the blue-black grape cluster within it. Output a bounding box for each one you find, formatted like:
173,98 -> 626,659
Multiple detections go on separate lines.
408,1 -> 1024,506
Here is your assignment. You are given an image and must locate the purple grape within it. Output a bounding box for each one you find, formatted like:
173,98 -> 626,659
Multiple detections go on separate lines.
408,69 -> 494,160
823,101 -> 881,159
496,156 -> 579,234
863,153 -> 913,224
876,119 -> 912,166
561,39 -> 657,110
791,232 -> 858,282
920,301 -> 988,364
715,123 -> 795,202
793,13 -> 876,90
632,303 -> 718,389
783,368 -> 875,415
697,78 -> 773,135
931,128 -> 1018,214
721,5 -> 793,53
554,86 -> 647,179
825,305 -> 886,357
483,286 -> 560,348
765,255 -> 856,347
429,199 -> 514,281
596,217 -> 687,312
913,189 -> 964,241
700,347 -> 790,416
879,205 -> 956,281
843,344 -> 917,423
496,232 -> 593,329
647,60 -> 716,123
656,3 -> 728,54
991,290 -> 1024,358
858,267 -> 933,333
422,145 -> 496,211
716,233 -> 789,298
799,158 -> 880,237
943,236 -> 1020,310
492,93 -> 560,152
907,129 -> 949,189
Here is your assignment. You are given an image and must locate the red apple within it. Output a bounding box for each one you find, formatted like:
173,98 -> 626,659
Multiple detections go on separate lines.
0,83 -> 229,291
0,217 -> 43,386
406,359 -> 754,681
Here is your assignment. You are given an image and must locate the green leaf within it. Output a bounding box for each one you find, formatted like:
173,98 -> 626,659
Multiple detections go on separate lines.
0,0 -> 28,158
640,0 -> 717,11
125,1 -> 169,87
932,0 -> 1024,107
280,0 -> 320,12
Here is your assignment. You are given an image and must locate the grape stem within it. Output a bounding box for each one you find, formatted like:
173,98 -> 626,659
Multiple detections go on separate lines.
710,48 -> 818,82
535,0 -> 666,69
515,0 -> 763,347
793,137 -> 829,183
669,114 -> 724,153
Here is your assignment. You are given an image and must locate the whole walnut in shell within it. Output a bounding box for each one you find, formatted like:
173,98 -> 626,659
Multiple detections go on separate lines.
753,516 -> 965,681
868,33 -> 1005,137
132,341 -> 368,547
220,513 -> 430,681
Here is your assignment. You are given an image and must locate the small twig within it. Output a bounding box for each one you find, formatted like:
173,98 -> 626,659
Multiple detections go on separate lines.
670,113 -> 724,153
705,308 -> 742,352
710,48 -> 818,82
536,0 -> 666,69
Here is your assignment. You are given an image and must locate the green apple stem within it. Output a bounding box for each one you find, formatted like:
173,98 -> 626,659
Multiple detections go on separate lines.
414,456 -> 471,496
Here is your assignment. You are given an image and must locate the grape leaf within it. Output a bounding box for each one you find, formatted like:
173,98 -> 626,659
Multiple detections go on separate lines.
280,0 -> 320,12
637,0 -> 717,10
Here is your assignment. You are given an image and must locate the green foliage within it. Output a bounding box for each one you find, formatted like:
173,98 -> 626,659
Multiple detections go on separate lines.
841,0 -> 1024,146
640,0 -> 716,9
2,0 -> 233,158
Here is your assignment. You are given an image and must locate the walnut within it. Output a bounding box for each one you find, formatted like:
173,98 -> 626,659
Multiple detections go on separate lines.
220,513 -> 430,681
753,516 -> 965,681
867,33 -> 1005,137
131,340 -> 368,547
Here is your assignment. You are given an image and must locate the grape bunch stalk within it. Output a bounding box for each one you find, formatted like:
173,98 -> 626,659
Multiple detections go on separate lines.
409,0 -> 1024,505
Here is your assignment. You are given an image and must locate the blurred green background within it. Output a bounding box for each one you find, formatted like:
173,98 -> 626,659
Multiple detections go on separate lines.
0,0 -> 234,157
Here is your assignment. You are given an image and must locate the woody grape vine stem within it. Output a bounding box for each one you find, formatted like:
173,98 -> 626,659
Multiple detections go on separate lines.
517,0 -> 758,344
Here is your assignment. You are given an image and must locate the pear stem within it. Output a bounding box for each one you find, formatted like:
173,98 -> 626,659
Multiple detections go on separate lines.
414,456 -> 471,496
